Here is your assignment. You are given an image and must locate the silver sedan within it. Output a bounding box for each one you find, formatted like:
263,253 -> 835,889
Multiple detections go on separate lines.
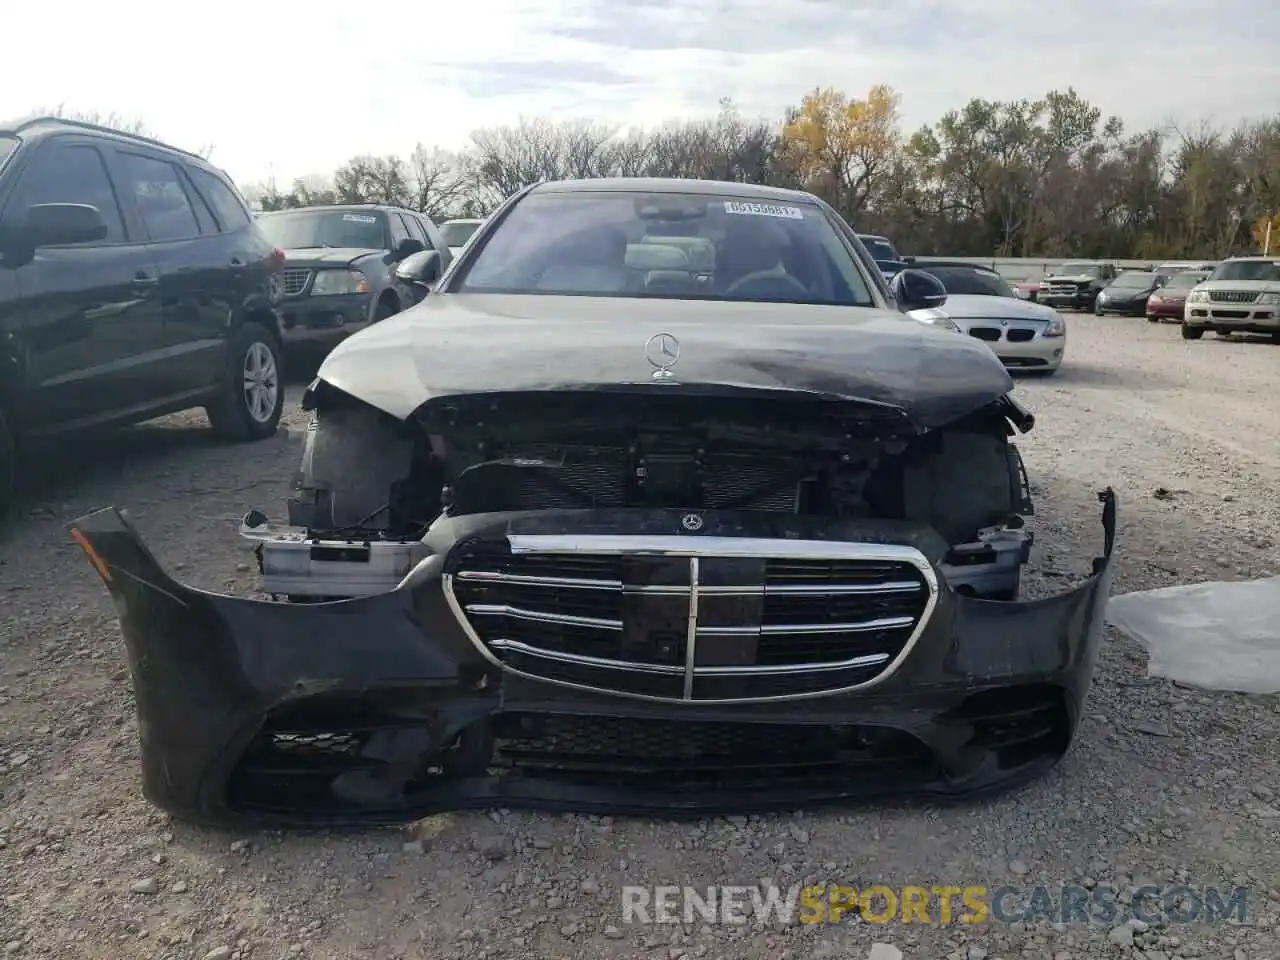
906,262 -> 1067,375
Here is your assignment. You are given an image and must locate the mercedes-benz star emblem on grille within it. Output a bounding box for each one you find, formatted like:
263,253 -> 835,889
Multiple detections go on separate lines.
681,513 -> 704,531
645,332 -> 681,380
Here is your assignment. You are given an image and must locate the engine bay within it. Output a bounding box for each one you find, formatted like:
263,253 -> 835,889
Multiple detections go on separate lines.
244,387 -> 1036,603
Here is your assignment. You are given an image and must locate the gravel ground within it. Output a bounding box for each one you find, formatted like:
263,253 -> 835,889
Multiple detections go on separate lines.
1,316 -> 1278,960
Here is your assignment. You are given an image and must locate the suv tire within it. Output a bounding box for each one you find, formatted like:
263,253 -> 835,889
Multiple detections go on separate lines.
206,321 -> 285,441
1180,323 -> 1204,340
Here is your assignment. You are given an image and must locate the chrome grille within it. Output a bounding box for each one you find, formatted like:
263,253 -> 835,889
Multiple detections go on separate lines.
445,534 -> 937,702
281,268 -> 311,297
1208,290 -> 1258,304
1041,282 -> 1085,296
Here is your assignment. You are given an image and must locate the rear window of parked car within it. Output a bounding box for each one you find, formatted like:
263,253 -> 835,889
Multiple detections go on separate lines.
0,135 -> 18,172
189,167 -> 251,232
119,152 -> 202,242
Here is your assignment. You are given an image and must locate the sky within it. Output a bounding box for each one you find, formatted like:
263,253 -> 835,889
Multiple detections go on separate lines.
5,0 -> 1278,189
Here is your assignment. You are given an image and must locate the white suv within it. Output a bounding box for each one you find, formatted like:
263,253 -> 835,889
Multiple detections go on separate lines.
1182,257 -> 1280,341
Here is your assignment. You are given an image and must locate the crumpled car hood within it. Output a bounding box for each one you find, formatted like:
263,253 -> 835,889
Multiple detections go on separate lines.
315,294 -> 1015,431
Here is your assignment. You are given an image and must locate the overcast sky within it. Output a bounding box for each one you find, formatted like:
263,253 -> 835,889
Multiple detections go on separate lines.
5,0 -> 1277,187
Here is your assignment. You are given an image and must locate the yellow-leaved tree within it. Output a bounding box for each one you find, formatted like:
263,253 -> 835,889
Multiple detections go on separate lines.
781,85 -> 901,218
1252,212 -> 1280,254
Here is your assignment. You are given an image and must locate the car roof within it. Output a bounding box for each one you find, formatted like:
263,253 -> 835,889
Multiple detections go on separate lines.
258,204 -> 400,216
1,114 -> 226,175
527,177 -> 822,205
915,260 -> 1001,273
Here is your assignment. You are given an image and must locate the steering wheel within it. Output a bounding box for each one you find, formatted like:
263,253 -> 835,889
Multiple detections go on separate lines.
724,271 -> 811,299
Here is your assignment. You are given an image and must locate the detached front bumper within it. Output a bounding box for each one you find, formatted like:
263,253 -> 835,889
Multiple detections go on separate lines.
69,494 -> 1117,827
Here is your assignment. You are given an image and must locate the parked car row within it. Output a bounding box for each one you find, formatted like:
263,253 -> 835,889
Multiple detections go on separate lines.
1033,255 -> 1280,343
0,116 -> 469,514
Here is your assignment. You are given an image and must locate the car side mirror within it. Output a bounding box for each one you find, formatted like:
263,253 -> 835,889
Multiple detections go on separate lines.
395,249 -> 441,287
26,203 -> 107,246
889,268 -> 947,311
391,237 -> 425,261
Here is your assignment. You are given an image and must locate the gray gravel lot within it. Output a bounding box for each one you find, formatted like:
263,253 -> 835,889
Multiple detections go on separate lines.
1,316 -> 1278,960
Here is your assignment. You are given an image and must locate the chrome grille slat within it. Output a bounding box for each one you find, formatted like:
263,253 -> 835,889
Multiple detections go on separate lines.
445,533 -> 938,704
698,615 -> 916,636
465,603 -> 622,630
458,570 -> 622,590
489,639 -> 685,675
1208,290 -> 1258,304
281,268 -> 311,296
456,569 -> 922,597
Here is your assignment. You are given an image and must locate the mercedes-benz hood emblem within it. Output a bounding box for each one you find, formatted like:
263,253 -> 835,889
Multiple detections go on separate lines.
645,332 -> 681,380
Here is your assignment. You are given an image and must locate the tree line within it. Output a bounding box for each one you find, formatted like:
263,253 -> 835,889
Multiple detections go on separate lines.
58,90 -> 1280,260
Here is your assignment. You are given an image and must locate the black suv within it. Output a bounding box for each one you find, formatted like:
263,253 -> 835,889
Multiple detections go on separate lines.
0,116 -> 286,512
254,205 -> 451,348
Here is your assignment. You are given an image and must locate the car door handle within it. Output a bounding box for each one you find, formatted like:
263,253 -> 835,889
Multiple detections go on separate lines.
132,272 -> 159,288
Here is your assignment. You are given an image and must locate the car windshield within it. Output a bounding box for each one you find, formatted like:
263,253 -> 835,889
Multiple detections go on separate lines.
1209,260 -> 1280,282
257,210 -> 385,250
859,236 -> 901,262
442,221 -> 481,247
456,191 -> 876,306
1059,263 -> 1100,276
1165,272 -> 1208,291
919,265 -> 1012,297
1110,271 -> 1153,289
0,135 -> 18,172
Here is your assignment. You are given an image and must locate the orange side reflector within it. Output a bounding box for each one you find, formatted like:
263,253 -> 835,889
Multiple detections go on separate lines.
70,528 -> 112,583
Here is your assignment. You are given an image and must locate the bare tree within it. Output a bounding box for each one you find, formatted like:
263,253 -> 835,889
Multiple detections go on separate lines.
407,145 -> 470,219
229,87 -> 1280,258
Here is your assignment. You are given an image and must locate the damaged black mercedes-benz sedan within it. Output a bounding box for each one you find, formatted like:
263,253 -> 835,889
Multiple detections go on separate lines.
70,178 -> 1117,827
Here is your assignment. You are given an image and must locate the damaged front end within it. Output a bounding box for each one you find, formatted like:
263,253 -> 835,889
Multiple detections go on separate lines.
70,382 -> 1117,827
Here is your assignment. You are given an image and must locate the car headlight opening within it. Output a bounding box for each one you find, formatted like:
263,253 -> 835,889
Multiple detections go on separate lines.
312,269 -> 371,296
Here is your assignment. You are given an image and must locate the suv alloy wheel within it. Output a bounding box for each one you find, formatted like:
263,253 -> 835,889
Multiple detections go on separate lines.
206,322 -> 285,440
